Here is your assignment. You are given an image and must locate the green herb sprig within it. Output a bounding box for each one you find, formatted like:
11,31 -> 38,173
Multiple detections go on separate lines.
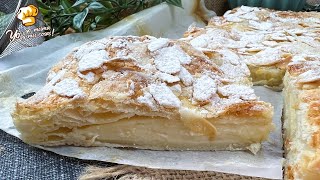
36,0 -> 182,38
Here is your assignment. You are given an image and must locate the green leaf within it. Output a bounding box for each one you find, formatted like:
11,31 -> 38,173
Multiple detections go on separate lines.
87,2 -> 109,13
38,7 -> 51,16
94,15 -> 103,23
90,22 -> 97,30
165,0 -> 182,8
100,1 -> 113,8
72,8 -> 89,32
36,0 -> 51,10
60,0 -> 76,13
72,0 -> 90,7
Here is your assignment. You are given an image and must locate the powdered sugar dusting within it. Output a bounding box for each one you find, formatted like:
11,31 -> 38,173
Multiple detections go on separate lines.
74,41 -> 106,59
179,67 -> 193,86
26,69 -> 67,104
78,71 -> 96,83
49,69 -> 66,85
170,84 -> 182,95
297,70 -> 320,83
156,72 -> 180,83
193,75 -> 217,102
190,34 -> 209,48
218,84 -> 257,101
78,50 -> 109,72
149,83 -> 181,108
137,91 -> 157,110
154,47 -> 182,74
249,20 -> 273,31
53,78 -> 85,98
111,38 -> 128,48
218,49 -> 240,65
247,48 -> 284,65
148,38 -> 169,52
47,71 -> 57,82
262,41 -> 278,47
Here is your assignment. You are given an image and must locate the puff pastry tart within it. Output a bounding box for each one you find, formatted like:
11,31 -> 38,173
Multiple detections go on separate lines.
184,6 -> 320,89
283,56 -> 320,180
12,36 -> 274,152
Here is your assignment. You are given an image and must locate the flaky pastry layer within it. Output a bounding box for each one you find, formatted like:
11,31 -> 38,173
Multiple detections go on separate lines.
284,59 -> 320,180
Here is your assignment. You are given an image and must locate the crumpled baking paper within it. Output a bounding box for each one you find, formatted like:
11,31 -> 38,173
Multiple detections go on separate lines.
0,0 -> 283,179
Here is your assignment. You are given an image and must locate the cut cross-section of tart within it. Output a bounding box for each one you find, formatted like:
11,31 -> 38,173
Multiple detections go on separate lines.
284,57 -> 320,180
12,36 -> 274,152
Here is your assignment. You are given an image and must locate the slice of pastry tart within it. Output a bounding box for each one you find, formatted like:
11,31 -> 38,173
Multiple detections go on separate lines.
284,56 -> 320,179
12,36 -> 274,152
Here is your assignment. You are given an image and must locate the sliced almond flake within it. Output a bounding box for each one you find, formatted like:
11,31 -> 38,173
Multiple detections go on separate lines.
190,34 -> 209,48
249,20 -> 273,31
218,49 -> 240,65
245,47 -> 265,52
220,63 -> 250,80
297,70 -> 320,83
240,6 -> 259,12
223,10 -> 231,16
246,43 -> 265,48
154,46 -> 189,74
225,15 -> 243,23
239,33 -> 265,44
239,12 -> 259,21
193,75 -> 217,102
286,36 -> 296,42
174,46 -> 192,65
77,71 -> 95,83
78,50 -> 109,72
218,84 -> 257,101
138,63 -> 157,72
137,91 -> 157,110
179,67 -> 193,86
27,69 -> 67,104
47,71 -> 57,82
262,41 -> 278,47
298,36 -> 320,48
111,38 -> 128,48
149,83 -> 181,108
286,29 -> 306,36
247,48 -> 284,66
53,78 -> 85,98
269,33 -> 288,41
170,84 -> 182,96
116,50 -> 128,57
224,41 -> 247,49
49,69 -> 66,86
74,42 -> 106,60
205,96 -> 243,117
156,72 -> 180,83
196,47 -> 214,53
148,38 -> 169,52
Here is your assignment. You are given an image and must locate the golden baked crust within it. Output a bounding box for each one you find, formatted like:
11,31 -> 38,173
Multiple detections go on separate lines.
12,36 -> 273,151
283,57 -> 320,180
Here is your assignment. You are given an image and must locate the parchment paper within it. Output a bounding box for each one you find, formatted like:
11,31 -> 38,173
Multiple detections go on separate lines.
0,1 -> 283,179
